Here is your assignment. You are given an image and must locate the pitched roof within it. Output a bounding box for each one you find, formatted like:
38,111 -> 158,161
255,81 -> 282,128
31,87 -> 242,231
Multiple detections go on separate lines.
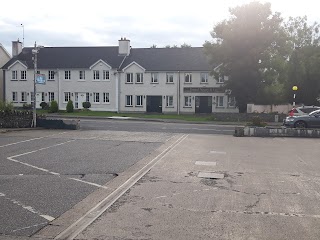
120,47 -> 212,71
2,46 -> 124,69
2,46 -> 214,71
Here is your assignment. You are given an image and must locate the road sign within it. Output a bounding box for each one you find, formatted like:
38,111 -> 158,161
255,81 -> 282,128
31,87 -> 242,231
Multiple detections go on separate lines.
36,74 -> 46,84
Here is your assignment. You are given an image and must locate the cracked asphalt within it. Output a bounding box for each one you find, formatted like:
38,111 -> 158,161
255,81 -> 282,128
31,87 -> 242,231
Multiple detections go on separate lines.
76,135 -> 320,240
0,129 -> 173,237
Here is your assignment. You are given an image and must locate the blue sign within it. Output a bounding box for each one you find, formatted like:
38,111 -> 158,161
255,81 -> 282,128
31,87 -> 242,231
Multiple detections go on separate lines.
36,74 -> 46,84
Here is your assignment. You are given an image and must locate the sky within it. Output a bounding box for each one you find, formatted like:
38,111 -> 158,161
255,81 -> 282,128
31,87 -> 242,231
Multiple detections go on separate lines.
1,0 -> 320,53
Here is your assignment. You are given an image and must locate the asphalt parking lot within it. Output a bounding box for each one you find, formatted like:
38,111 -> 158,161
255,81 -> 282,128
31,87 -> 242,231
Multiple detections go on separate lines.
0,129 -> 174,237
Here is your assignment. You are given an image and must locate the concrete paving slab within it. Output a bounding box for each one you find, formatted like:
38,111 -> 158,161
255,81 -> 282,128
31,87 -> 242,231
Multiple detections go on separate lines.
195,161 -> 217,166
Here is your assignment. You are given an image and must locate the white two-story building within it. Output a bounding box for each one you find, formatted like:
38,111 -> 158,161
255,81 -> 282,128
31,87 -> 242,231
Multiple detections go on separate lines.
2,38 -> 238,114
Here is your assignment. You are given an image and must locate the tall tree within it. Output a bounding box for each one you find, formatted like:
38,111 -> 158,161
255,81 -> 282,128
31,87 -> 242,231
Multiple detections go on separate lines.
204,2 -> 288,112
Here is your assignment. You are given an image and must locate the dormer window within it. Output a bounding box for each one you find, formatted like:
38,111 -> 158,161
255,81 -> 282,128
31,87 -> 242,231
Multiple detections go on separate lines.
126,73 -> 133,83
93,70 -> 100,80
136,73 -> 143,83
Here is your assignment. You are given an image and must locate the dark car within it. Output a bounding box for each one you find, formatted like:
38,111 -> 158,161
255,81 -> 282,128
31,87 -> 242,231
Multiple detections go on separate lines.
283,109 -> 320,128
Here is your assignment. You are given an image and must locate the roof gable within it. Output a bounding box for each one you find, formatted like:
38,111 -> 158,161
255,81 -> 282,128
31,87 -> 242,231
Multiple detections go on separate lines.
89,59 -> 112,69
122,61 -> 146,71
0,44 -> 11,58
7,60 -> 28,69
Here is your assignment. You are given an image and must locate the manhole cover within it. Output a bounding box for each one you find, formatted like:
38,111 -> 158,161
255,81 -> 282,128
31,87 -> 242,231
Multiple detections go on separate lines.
195,161 -> 217,166
198,172 -> 224,179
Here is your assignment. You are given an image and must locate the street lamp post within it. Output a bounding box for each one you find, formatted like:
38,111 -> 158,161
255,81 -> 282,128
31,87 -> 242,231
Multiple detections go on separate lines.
292,85 -> 298,107
32,42 -> 44,128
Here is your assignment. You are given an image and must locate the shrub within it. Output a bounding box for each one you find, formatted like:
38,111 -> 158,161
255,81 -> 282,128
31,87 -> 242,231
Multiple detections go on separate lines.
40,102 -> 48,109
82,101 -> 91,109
66,100 -> 74,113
249,116 -> 267,127
22,103 -> 32,110
0,101 -> 14,112
49,100 -> 58,113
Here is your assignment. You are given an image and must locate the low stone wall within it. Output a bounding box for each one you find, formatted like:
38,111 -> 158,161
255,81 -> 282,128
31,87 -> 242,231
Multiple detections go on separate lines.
0,110 -> 33,128
211,112 -> 287,123
234,126 -> 320,138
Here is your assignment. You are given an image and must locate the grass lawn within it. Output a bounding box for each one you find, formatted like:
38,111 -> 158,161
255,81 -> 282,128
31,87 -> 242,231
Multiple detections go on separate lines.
37,110 -> 217,122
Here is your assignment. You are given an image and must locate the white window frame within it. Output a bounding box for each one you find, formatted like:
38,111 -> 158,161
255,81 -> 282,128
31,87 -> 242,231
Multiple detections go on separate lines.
48,92 -> 55,102
136,95 -> 143,106
12,92 -> 18,102
217,75 -> 225,84
93,92 -> 100,103
86,92 -> 90,102
103,92 -> 110,103
136,73 -> 143,83
166,73 -> 174,83
48,71 -> 55,80
64,92 -> 71,102
12,70 -> 17,80
200,73 -> 208,83
185,73 -> 192,83
41,92 -> 45,102
217,96 -> 224,107
166,96 -> 173,107
21,92 -> 27,102
93,70 -> 100,80
126,73 -> 133,83
65,71 -> 71,80
103,70 -> 110,80
151,73 -> 158,83
20,70 -> 27,80
30,92 -> 34,102
184,96 -> 192,107
79,70 -> 85,80
126,95 -> 133,106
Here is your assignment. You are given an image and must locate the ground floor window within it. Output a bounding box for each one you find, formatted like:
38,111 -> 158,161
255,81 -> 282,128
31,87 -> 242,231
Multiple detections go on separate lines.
12,92 -> 18,102
41,92 -> 45,102
126,95 -> 133,106
48,92 -> 55,102
184,96 -> 192,107
64,92 -> 71,102
103,92 -> 109,103
136,95 -> 143,106
228,96 -> 236,107
93,92 -> 100,103
166,95 -> 173,107
21,92 -> 27,102
217,96 -> 224,107
86,92 -> 90,102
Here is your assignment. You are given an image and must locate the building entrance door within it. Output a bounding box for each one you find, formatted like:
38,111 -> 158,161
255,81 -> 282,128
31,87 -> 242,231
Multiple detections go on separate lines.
75,92 -> 86,109
195,96 -> 212,113
146,96 -> 162,113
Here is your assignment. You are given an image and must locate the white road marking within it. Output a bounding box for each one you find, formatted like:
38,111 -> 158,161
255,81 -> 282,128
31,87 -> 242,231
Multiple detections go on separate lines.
40,215 -> 55,221
195,161 -> 217,166
210,150 -> 227,154
0,192 -> 54,222
0,132 -> 67,148
55,134 -> 188,240
6,139 -> 110,189
12,222 -> 48,232
68,178 -> 109,189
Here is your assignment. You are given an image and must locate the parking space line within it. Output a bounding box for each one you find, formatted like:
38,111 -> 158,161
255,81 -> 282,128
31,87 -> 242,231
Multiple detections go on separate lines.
0,132 -> 67,148
12,222 -> 48,233
6,139 -> 112,189
0,192 -> 54,222
68,178 -> 109,189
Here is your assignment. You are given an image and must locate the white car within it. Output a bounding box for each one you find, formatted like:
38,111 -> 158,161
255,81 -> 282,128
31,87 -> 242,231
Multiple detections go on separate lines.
288,106 -> 320,117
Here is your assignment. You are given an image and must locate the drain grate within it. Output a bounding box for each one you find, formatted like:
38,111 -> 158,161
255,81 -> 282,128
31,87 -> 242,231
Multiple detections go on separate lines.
197,172 -> 224,179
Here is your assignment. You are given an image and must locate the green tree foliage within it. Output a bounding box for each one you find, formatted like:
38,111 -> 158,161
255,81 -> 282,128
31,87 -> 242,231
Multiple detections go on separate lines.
204,2 -> 288,111
284,16 -> 320,105
49,100 -> 58,113
66,100 -> 74,113
0,101 -> 13,112
180,43 -> 192,48
150,44 -> 157,48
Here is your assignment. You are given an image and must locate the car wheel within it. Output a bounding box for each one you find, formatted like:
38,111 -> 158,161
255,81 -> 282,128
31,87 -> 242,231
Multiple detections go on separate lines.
294,121 -> 307,128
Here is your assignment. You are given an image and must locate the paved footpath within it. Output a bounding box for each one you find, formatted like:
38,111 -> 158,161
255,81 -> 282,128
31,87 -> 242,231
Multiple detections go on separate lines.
41,134 -> 320,240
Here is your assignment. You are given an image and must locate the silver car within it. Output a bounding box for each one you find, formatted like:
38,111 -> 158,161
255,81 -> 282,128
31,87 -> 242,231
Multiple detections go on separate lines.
284,109 -> 320,128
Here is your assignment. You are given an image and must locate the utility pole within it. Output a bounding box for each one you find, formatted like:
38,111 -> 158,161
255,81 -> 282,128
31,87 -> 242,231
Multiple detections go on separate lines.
33,42 -> 37,128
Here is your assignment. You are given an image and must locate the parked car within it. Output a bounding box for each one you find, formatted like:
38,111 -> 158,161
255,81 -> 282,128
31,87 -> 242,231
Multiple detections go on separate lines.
288,106 -> 320,117
283,109 -> 320,128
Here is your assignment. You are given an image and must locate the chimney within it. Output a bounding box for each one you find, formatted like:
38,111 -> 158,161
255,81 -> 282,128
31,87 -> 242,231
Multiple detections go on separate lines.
12,39 -> 22,57
118,37 -> 130,56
